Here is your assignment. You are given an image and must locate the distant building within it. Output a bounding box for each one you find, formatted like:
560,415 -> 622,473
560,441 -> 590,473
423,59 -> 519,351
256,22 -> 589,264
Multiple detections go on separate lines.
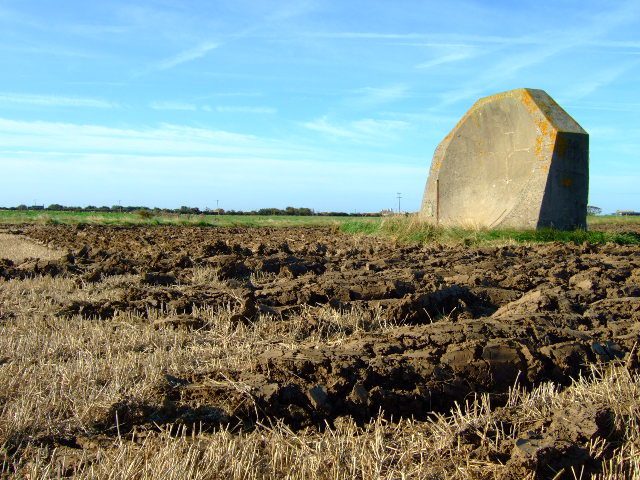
615,210 -> 640,216
29,205 -> 45,211
380,209 -> 394,216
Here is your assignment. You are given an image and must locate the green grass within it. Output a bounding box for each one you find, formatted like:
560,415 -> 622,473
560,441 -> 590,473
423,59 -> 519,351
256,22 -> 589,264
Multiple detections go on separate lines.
0,210 -> 382,228
2,210 -> 638,245
340,216 -> 640,245
587,214 -> 640,224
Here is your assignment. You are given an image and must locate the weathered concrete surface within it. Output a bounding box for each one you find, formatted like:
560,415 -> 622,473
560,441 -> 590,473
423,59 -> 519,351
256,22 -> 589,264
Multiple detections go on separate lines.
420,88 -> 589,230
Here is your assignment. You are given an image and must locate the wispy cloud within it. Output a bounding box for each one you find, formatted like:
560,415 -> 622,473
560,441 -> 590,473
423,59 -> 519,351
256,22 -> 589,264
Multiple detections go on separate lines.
305,31 -> 557,50
309,32 -> 424,40
213,106 -> 277,114
563,60 -> 640,100
435,1 -> 640,108
0,44 -> 96,58
129,1 -> 318,78
0,93 -> 116,108
63,24 -> 129,36
0,118 -> 268,157
436,48 -> 557,106
415,48 -> 476,69
150,101 -> 198,111
153,41 -> 219,71
149,102 -> 276,114
0,117 -> 424,211
0,117 -> 422,167
565,101 -> 640,112
196,92 -> 263,99
306,31 -> 640,51
583,39 -> 640,49
303,116 -> 410,143
379,110 -> 458,126
349,84 -> 409,108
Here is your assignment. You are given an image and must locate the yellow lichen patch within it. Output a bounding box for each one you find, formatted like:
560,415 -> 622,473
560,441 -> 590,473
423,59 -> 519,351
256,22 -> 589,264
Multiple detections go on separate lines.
534,133 -> 545,158
520,90 -> 539,116
538,120 -> 549,137
532,115 -> 557,160
523,90 -> 555,161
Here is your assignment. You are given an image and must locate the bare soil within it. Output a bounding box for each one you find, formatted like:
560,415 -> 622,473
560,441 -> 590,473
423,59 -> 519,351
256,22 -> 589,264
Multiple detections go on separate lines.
1,224 -> 639,478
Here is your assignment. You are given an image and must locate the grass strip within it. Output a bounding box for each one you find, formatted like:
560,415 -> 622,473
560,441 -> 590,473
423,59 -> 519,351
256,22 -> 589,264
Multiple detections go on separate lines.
340,216 -> 640,245
0,210 -> 381,228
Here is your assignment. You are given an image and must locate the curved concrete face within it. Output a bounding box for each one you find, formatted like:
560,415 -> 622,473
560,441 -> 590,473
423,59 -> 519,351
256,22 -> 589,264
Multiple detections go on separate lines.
420,88 -> 589,230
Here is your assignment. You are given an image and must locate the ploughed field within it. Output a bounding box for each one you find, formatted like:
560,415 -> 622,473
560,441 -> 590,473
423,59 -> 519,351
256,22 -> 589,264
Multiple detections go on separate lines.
1,224 -> 639,479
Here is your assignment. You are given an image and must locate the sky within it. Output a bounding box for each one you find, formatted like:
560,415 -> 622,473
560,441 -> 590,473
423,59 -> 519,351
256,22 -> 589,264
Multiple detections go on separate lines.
1,0 -> 639,213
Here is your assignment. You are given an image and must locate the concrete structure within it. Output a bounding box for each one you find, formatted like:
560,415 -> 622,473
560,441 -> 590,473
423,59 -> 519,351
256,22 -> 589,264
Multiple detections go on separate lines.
420,88 -> 588,230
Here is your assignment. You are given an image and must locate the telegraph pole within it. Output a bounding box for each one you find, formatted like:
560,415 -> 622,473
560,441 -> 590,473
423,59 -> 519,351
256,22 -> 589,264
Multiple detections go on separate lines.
397,193 -> 402,214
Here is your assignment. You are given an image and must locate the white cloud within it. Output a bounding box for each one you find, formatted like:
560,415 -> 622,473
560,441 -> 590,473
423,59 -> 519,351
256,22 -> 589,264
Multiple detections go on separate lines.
63,24 -> 129,36
307,32 -> 435,41
349,84 -> 409,108
303,117 -> 358,139
403,39 -> 484,71
435,39 -> 579,106
0,44 -> 96,58
153,41 -> 219,71
0,117 -> 421,164
0,93 -> 116,108
197,92 -> 263,99
306,30 -> 640,51
149,101 -> 198,111
565,101 -> 640,112
305,31 -> 548,49
415,49 -> 475,69
0,118 -> 268,157
433,1 -> 640,107
563,60 -> 640,100
0,117 -> 425,211
148,103 -> 277,113
303,116 -> 410,143
379,110 -> 458,126
214,106 -> 277,114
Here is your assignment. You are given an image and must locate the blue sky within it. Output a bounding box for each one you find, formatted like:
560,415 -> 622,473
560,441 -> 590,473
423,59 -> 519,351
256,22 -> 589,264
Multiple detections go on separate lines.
1,0 -> 639,213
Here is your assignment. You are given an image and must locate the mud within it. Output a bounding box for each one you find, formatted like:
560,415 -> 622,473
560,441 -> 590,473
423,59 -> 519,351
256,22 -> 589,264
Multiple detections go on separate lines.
2,226 -> 639,429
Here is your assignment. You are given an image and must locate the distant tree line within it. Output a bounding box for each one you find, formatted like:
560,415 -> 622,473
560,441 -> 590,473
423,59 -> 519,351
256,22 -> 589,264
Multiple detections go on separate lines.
1,204 -> 381,217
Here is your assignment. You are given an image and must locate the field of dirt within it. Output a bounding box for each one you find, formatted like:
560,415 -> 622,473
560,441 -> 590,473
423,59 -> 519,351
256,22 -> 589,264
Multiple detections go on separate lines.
1,224 -> 639,478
